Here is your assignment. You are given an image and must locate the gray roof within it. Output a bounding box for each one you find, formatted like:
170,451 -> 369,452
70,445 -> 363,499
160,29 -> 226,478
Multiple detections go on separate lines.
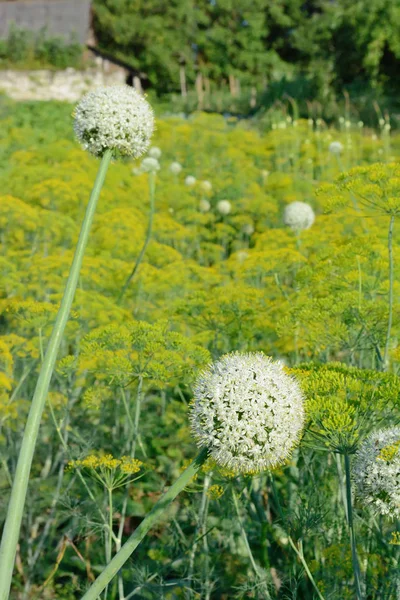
0,0 -> 91,44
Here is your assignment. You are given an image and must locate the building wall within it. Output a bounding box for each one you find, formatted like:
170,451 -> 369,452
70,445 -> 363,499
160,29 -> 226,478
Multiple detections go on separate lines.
0,64 -> 128,101
0,0 -> 91,44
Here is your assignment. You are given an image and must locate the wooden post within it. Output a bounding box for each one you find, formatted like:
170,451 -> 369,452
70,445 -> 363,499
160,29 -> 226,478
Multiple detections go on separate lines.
195,73 -> 204,110
133,76 -> 142,94
180,65 -> 187,97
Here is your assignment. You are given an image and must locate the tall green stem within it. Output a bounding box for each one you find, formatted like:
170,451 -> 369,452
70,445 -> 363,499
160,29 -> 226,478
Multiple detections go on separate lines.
287,537 -> 325,600
0,149 -> 112,600
344,453 -> 363,600
232,489 -> 271,600
384,215 -> 395,371
118,172 -> 156,303
104,488 -> 114,600
80,448 -> 209,600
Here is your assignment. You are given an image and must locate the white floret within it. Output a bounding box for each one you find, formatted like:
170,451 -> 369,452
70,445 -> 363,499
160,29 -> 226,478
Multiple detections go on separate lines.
73,85 -> 154,158
190,352 -> 305,473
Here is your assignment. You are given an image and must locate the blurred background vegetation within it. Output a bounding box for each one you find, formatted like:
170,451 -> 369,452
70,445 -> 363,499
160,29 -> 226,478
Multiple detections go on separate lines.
1,0 -> 399,125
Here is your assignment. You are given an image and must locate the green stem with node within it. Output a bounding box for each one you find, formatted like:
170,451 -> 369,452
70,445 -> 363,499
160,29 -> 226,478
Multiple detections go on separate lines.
80,448 -> 209,600
384,215 -> 395,371
344,453 -> 363,600
118,171 -> 156,303
0,149 -> 113,600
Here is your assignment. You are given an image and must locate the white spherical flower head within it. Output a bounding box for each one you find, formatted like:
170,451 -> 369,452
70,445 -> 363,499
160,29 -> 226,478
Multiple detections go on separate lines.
185,175 -> 197,187
199,199 -> 211,213
148,146 -> 162,159
73,85 -> 154,158
200,180 -> 212,192
353,428 -> 400,519
242,223 -> 254,236
170,161 -> 182,175
140,157 -> 160,173
217,200 -> 231,216
329,141 -> 344,155
283,202 -> 315,232
190,353 -> 305,474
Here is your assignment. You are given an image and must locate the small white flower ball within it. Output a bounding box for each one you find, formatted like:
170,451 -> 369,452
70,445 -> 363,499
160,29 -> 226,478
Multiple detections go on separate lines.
283,202 -> 315,232
242,223 -> 254,236
170,161 -> 182,175
199,199 -> 211,213
200,180 -> 212,192
73,85 -> 154,158
353,428 -> 400,519
236,250 -> 248,263
148,146 -> 162,159
190,352 -> 305,473
185,175 -> 197,187
329,141 -> 344,155
140,157 -> 160,173
217,200 -> 231,215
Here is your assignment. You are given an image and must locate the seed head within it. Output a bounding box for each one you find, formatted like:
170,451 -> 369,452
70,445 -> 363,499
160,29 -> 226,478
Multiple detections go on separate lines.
353,428 -> 400,519
283,201 -> 315,232
190,352 -> 305,474
73,85 -> 154,158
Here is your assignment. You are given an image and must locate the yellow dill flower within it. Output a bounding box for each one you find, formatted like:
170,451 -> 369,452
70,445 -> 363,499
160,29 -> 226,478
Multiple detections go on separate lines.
120,456 -> 143,475
67,453 -> 144,490
389,531 -> 400,545
207,484 -> 225,500
377,441 -> 400,463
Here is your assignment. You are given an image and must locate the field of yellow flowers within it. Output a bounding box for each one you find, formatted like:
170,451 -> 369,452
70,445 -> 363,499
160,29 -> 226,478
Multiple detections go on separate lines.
1,95 -> 400,599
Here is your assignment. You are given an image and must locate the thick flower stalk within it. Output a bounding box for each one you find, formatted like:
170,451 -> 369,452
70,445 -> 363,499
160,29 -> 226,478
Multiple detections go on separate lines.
0,85 -> 154,600
283,201 -> 315,232
353,428 -> 400,519
190,352 -> 305,474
